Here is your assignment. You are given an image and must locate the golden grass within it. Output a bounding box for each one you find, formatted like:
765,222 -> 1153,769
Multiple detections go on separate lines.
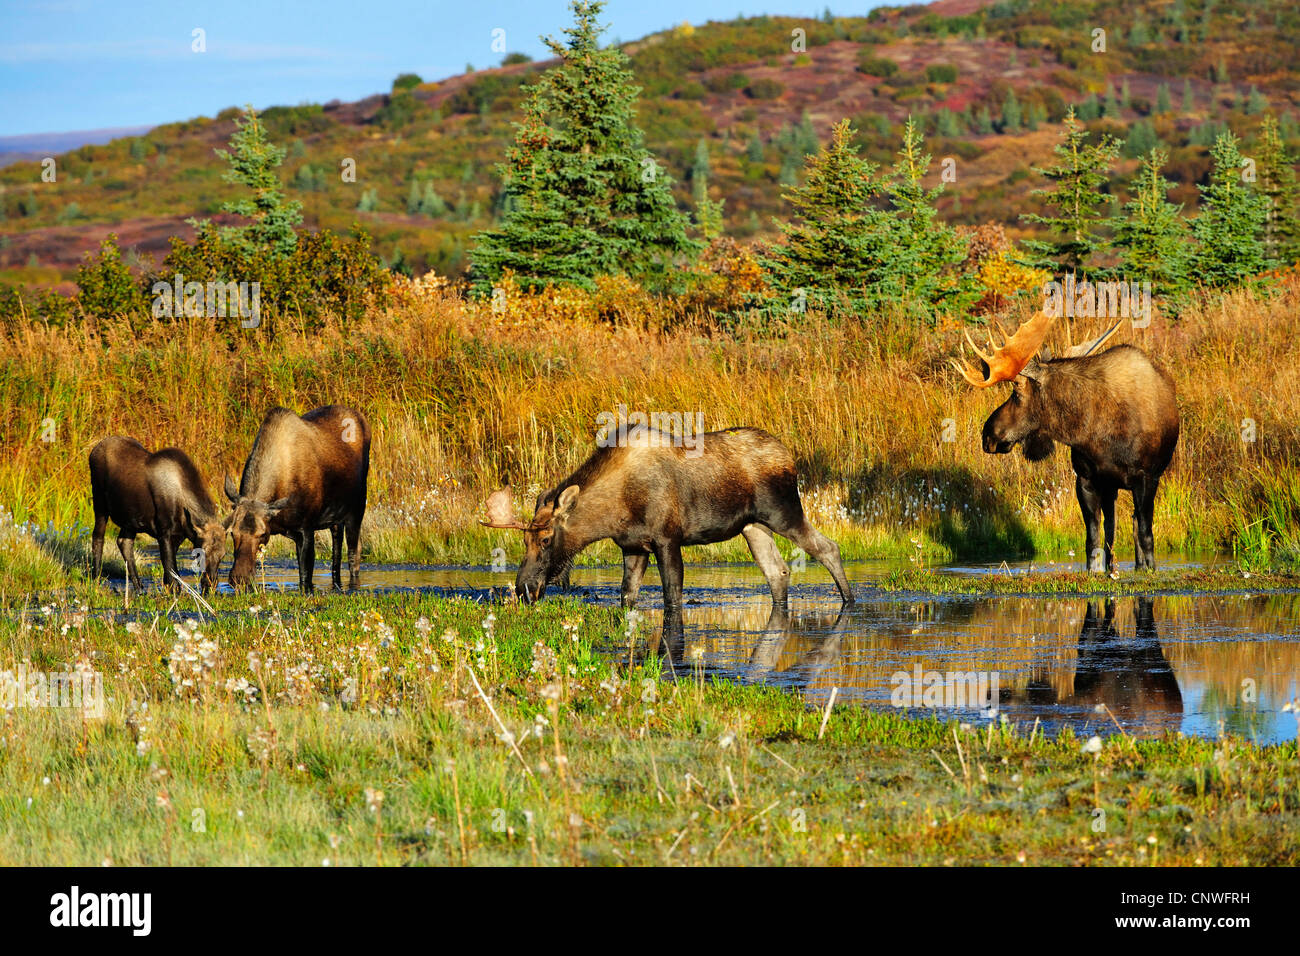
2,277 -> 1298,575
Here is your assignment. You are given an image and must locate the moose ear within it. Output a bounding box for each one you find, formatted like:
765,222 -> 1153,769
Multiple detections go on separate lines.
224,474 -> 240,503
554,485 -> 580,520
1038,345 -> 1054,362
265,496 -> 291,515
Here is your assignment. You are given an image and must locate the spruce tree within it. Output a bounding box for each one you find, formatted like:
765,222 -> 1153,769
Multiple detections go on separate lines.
1256,115 -> 1300,265
886,117 -> 971,318
1155,83 -> 1171,114
1110,148 -> 1192,295
761,120 -> 901,315
1020,107 -> 1122,276
214,105 -> 302,258
469,1 -> 696,292
1192,131 -> 1270,286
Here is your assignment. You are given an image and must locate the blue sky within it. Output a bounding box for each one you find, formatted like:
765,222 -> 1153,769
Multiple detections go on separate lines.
0,0 -> 891,136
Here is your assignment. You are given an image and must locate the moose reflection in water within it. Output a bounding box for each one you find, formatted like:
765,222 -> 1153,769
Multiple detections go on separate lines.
686,596 -> 1184,734
1012,597 -> 1182,724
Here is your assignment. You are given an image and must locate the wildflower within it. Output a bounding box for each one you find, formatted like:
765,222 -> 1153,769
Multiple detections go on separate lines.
1081,735 -> 1103,754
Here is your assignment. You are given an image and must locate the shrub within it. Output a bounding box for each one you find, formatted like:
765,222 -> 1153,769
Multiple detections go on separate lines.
925,63 -> 958,83
745,78 -> 785,100
857,54 -> 898,77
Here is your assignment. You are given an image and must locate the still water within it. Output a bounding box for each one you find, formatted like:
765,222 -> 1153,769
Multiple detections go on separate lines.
145,557 -> 1300,744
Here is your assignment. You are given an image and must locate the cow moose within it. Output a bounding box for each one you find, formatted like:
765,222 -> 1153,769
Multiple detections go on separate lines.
953,312 -> 1179,571
224,405 -> 370,593
482,425 -> 855,646
89,436 -> 226,592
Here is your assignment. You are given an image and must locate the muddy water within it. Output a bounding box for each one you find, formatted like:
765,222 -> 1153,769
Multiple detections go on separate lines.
126,555 -> 1300,744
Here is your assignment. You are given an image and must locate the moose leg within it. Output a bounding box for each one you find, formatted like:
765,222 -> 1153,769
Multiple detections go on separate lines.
652,540 -> 686,667
118,533 -> 140,589
92,515 -> 108,579
1101,490 -> 1117,573
330,523 -> 344,589
157,530 -> 180,591
1132,478 -> 1158,570
294,530 -> 316,594
344,515 -> 362,587
620,550 -> 650,608
1076,476 -> 1109,572
741,523 -> 790,608
776,520 -> 855,606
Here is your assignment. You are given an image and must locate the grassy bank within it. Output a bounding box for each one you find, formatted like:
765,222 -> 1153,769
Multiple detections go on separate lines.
1,591 -> 1296,866
2,278 -> 1300,587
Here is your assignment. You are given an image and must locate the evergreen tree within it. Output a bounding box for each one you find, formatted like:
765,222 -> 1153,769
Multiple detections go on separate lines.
690,138 -> 711,187
1246,86 -> 1268,115
1257,115 -> 1300,264
1001,90 -> 1022,133
469,1 -> 696,292
886,117 -> 971,319
1192,131 -> 1270,286
1103,81 -> 1121,118
1182,78 -> 1195,113
1155,83 -> 1171,114
1020,107 -> 1122,275
761,120 -> 901,315
693,177 -> 725,240
746,134 -> 764,163
1111,148 -> 1192,295
213,105 -> 303,258
1122,119 -> 1160,158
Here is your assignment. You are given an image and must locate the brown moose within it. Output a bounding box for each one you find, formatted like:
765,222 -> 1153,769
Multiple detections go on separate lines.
224,405 -> 370,593
954,313 -> 1179,571
89,436 -> 226,592
482,425 -> 855,641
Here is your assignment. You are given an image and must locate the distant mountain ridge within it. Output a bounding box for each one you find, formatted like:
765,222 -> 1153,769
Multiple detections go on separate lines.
0,127 -> 155,167
1,0 -> 1297,287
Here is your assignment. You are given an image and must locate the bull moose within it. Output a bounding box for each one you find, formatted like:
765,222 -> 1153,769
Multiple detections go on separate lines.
482,425 -> 855,646
953,312 -> 1179,571
224,405 -> 370,593
89,436 -> 226,592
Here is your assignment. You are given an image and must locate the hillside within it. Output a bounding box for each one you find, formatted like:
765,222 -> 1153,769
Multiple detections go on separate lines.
1,0 -> 1298,290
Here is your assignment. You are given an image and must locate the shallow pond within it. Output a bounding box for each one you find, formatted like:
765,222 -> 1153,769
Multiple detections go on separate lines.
111,554 -> 1300,745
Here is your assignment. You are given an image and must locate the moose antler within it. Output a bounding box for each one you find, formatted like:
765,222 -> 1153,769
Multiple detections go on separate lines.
1062,318 -> 1124,358
950,311 -> 1056,387
480,487 -> 532,530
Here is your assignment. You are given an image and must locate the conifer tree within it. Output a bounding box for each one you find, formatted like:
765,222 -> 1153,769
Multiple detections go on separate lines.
1256,115 -> 1300,264
1020,107 -> 1121,275
886,117 -> 970,317
761,120 -> 900,314
470,1 -> 696,292
214,105 -> 302,257
1192,131 -> 1270,286
1110,148 -> 1192,294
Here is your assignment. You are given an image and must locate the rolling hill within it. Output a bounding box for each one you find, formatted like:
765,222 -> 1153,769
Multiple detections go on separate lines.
1,0 -> 1298,291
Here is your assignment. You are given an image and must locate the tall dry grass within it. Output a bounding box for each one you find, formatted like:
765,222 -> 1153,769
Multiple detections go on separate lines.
2,276 -> 1298,574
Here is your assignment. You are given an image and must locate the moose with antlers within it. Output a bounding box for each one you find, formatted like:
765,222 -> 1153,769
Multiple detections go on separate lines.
481,425 -> 855,644
953,312 -> 1179,572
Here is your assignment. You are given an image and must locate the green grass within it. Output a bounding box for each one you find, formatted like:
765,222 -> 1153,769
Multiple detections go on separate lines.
1,586 -> 1296,865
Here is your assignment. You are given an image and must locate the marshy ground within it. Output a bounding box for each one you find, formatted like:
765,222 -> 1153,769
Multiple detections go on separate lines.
1,550 -> 1296,866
